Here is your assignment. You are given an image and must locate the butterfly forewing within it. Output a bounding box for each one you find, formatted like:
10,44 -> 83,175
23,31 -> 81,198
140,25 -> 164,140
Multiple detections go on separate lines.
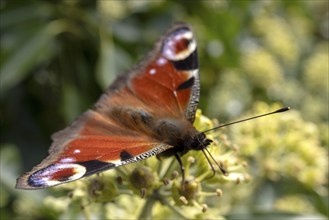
16,23 -> 200,189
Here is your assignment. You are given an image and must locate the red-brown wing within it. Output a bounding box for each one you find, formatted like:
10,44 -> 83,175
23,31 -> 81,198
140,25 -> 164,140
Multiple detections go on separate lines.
16,109 -> 171,189
97,22 -> 200,121
16,23 -> 200,189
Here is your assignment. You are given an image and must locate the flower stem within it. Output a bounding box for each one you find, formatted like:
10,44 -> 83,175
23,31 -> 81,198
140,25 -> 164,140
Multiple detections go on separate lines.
138,196 -> 156,219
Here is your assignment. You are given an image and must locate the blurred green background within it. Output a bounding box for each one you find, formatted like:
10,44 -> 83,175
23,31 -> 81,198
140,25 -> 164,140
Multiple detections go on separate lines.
0,0 -> 328,219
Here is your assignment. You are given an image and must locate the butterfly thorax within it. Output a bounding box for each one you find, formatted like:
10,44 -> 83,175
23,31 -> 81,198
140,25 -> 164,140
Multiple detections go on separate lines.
109,107 -> 211,157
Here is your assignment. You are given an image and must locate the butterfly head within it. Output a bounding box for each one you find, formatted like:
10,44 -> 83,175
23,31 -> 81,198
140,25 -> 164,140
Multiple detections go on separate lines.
188,132 -> 213,152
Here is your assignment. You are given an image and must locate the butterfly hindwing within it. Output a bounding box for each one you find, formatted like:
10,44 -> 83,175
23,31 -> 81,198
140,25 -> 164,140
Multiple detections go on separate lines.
16,23 -> 200,189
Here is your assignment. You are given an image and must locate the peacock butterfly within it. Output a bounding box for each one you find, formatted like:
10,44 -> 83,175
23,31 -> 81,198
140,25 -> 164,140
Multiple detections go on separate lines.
16,22 -> 291,190
16,22 -> 214,189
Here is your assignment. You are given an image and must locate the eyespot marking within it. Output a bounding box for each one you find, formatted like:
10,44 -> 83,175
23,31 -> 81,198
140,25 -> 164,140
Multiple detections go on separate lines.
162,29 -> 196,61
27,163 -> 86,188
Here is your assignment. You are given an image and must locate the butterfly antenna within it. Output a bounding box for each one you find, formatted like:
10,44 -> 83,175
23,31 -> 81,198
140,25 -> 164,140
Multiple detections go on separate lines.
199,107 -> 290,179
202,107 -> 290,133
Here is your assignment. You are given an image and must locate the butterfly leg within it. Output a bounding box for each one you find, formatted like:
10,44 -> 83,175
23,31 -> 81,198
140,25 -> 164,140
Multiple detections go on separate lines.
174,154 -> 185,189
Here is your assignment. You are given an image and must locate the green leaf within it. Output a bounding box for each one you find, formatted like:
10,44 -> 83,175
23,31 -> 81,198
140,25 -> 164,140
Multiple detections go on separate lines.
0,21 -> 67,95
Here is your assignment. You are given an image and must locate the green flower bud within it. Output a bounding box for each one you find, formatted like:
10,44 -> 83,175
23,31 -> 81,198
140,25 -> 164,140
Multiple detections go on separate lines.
87,175 -> 118,203
129,166 -> 155,195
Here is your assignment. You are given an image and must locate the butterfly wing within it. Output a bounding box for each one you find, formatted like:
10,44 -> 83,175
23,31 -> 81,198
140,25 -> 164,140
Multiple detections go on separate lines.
16,110 -> 170,189
98,22 -> 200,122
16,22 -> 200,189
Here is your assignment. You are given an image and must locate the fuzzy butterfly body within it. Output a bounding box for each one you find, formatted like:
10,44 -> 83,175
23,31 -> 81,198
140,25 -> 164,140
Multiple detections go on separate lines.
16,23 -> 212,189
